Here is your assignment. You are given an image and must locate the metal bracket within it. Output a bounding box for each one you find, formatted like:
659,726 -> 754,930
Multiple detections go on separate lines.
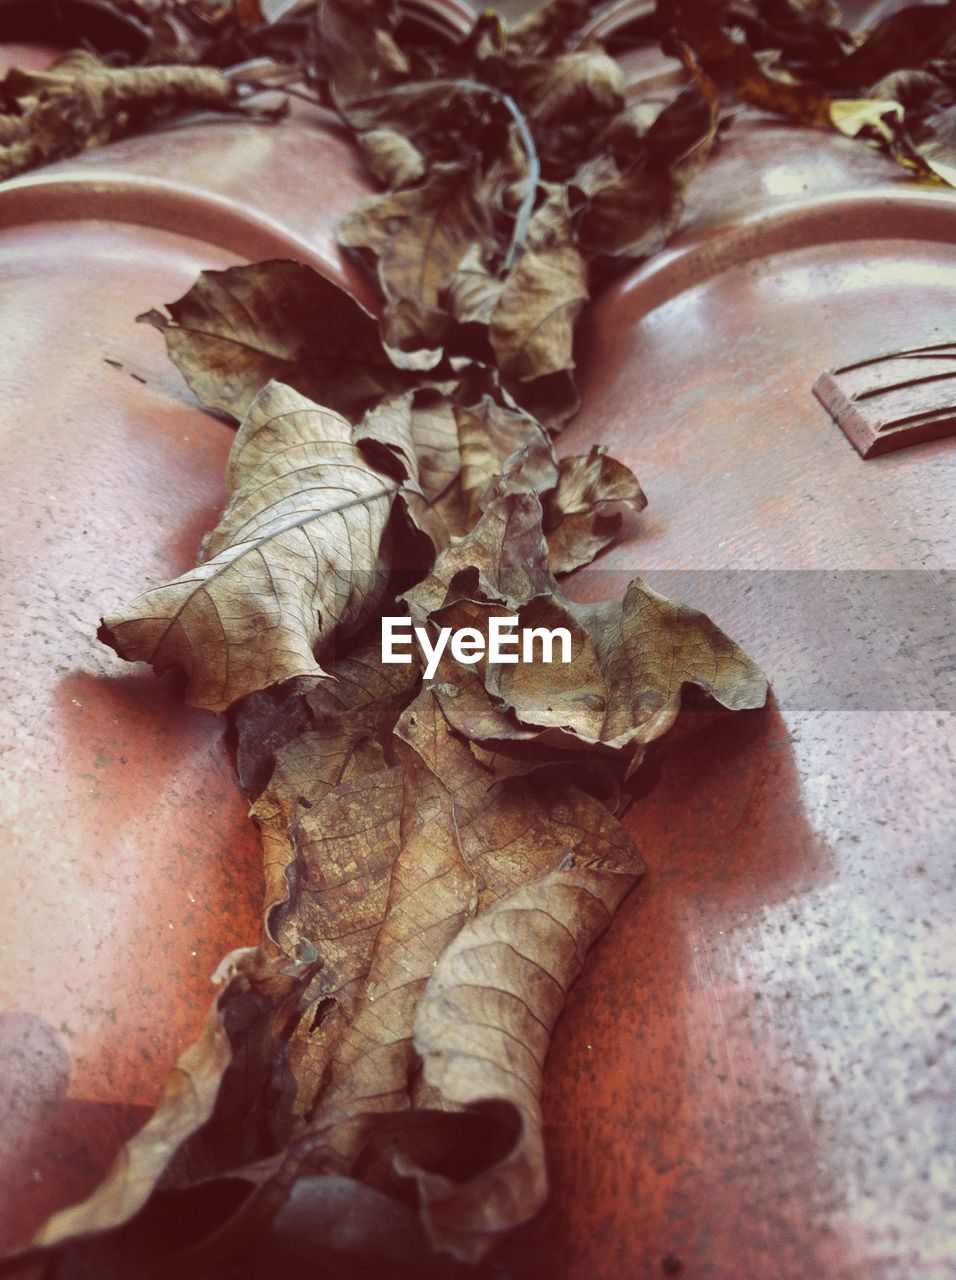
814,341 -> 956,458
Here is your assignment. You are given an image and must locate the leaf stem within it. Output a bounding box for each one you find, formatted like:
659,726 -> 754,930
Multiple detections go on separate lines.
455,78 -> 540,272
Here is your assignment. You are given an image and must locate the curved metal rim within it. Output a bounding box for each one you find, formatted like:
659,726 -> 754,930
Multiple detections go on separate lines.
0,170 -> 374,302
400,0 -> 474,38
606,187 -> 956,321
574,0 -> 658,43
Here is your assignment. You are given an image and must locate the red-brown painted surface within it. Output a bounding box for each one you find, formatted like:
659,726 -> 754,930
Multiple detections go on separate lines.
1,11 -> 953,1280
0,70 -> 376,1249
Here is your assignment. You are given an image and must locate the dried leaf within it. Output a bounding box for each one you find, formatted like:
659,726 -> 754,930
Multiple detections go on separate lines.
516,49 -> 625,126
544,446 -> 647,573
407,835 -> 641,1259
839,3 -> 956,89
336,78 -> 489,148
407,483 -> 766,755
316,0 -> 408,108
245,643 -> 421,1050
578,73 -> 719,259
0,50 -> 238,181
830,96 -> 904,141
664,0 -> 833,127
354,392 -> 466,549
139,259 -> 410,422
339,161 -> 493,353
34,947 -> 313,1247
447,244 -> 505,327
99,382 -> 400,712
296,686 -> 645,1260
506,0 -> 605,59
357,126 -> 426,187
257,754 -> 406,1112
910,103 -> 956,186
485,581 -> 769,752
456,397 -> 558,520
403,489 -> 552,621
489,189 -> 588,410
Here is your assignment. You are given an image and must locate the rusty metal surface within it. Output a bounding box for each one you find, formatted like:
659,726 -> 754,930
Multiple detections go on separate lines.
1,10 -> 954,1279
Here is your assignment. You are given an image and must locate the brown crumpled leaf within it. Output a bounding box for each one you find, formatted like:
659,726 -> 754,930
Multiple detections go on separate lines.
506,0 -> 606,59
911,103 -> 956,185
447,243 -> 505,328
139,259 -> 411,422
338,161 -> 494,355
33,946 -> 314,1249
489,582 -> 767,752
278,684 -> 645,1261
660,0 -> 833,127
406,823 -> 639,1259
489,188 -> 589,420
332,77 -> 492,155
315,0 -> 409,109
356,391 -> 564,552
99,381 -> 402,712
0,49 -> 239,181
403,488 -> 551,621
356,126 -> 426,187
457,396 -> 558,520
662,0 -> 956,186
543,445 -> 647,573
577,61 -> 720,259
408,485 -> 767,762
257,751 -> 405,1112
838,4 -> 956,89
516,49 -> 626,128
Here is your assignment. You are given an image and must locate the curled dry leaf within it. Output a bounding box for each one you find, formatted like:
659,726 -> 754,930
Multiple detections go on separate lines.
257,750 -> 406,1112
408,839 -> 641,1259
506,0 -> 607,59
662,0 -> 956,186
447,243 -> 505,327
838,3 -> 956,89
577,71 -> 720,259
99,382 -> 401,712
489,581 -> 768,751
315,0 -> 409,109
912,104 -> 956,185
139,259 -> 410,422
489,189 -> 589,417
355,392 -> 467,548
403,489 -> 552,620
283,686 -> 645,1260
456,396 -> 558,520
410,484 -> 765,758
544,445 -> 648,573
34,947 -> 314,1249
338,161 -> 493,354
357,126 -> 426,187
0,50 -> 237,181
516,49 -> 626,127
662,0 -> 833,128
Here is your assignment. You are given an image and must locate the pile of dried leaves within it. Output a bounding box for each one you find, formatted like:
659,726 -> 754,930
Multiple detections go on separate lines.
660,0 -> 956,183
3,0 -> 949,1275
